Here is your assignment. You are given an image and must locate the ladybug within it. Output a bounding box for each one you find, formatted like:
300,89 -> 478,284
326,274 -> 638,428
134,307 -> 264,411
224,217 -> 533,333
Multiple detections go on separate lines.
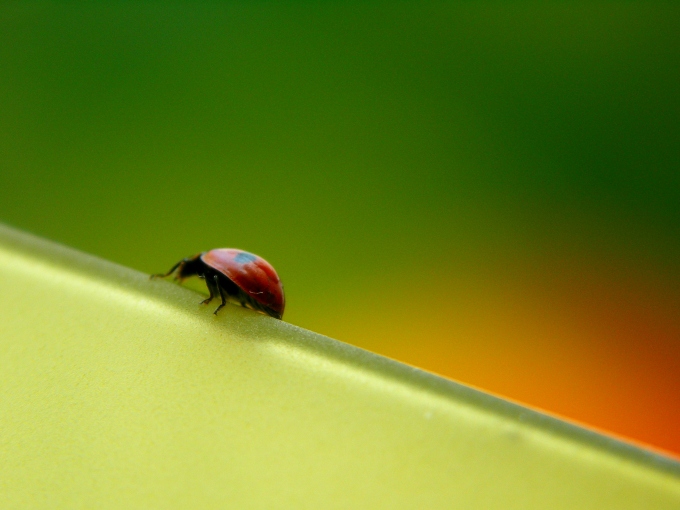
151,249 -> 285,319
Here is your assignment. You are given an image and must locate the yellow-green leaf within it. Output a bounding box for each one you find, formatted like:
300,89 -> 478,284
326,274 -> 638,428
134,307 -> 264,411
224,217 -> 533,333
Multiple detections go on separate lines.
0,224 -> 678,509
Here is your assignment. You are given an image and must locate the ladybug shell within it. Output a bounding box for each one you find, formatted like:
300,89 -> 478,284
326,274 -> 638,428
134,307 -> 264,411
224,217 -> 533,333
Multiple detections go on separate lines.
201,249 -> 285,318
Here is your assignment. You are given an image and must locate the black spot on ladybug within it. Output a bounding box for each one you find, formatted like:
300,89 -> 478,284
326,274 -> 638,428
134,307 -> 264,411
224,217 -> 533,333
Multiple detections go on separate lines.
234,252 -> 257,264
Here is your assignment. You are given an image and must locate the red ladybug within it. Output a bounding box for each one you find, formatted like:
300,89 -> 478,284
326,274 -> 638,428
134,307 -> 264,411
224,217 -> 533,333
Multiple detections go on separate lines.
151,249 -> 285,319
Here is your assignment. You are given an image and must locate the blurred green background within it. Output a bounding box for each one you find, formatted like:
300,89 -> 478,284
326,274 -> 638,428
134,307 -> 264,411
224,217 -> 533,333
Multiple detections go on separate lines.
1,2 -> 679,455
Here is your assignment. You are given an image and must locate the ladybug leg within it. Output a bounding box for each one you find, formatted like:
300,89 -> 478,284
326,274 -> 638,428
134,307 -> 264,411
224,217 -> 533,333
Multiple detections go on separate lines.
213,275 -> 227,315
201,272 -> 218,306
149,259 -> 184,280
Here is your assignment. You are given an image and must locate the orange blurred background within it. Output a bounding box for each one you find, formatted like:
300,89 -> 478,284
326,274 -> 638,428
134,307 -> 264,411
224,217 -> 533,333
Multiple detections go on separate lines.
306,254 -> 680,456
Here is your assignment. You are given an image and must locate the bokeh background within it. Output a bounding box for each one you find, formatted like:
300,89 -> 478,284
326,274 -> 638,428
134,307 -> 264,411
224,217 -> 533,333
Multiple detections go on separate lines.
1,3 -> 678,456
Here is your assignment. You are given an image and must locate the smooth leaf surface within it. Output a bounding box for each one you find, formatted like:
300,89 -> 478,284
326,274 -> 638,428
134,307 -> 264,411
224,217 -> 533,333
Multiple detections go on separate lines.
0,224 -> 678,509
